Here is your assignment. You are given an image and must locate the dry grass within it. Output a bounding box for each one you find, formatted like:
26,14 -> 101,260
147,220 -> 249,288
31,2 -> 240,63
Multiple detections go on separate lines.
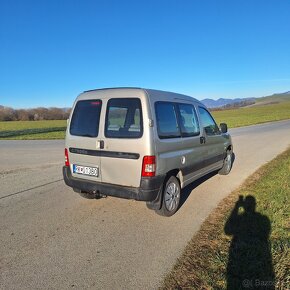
161,149 -> 290,290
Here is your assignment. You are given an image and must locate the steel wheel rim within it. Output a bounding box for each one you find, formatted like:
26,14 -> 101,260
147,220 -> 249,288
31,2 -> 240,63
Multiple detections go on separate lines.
164,182 -> 180,212
225,153 -> 232,172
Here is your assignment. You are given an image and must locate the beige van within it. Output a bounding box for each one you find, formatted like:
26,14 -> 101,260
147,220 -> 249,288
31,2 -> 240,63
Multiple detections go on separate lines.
63,88 -> 233,216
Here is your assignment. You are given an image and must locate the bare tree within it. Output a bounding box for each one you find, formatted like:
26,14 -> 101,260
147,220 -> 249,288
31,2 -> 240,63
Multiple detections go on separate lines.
0,105 -> 71,121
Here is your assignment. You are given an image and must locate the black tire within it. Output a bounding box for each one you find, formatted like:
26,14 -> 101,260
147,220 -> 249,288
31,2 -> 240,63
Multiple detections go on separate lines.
155,176 -> 181,217
219,150 -> 233,175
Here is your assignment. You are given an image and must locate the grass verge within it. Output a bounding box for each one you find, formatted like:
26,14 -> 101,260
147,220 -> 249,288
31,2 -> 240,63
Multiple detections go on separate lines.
161,149 -> 290,290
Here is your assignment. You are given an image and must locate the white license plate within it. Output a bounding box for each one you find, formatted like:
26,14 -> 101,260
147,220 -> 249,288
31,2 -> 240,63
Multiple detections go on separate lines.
73,164 -> 99,177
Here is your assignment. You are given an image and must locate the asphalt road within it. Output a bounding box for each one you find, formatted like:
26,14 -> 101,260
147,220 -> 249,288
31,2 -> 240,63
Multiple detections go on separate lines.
1,120 -> 290,290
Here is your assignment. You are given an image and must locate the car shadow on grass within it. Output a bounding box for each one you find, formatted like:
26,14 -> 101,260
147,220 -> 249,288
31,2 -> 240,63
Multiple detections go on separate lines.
224,195 -> 275,290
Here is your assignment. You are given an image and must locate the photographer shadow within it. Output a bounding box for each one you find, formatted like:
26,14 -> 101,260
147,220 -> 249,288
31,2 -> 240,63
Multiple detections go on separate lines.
224,195 -> 275,290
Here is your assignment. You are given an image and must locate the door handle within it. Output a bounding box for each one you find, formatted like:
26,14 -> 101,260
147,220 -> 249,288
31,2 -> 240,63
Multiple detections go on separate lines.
200,136 -> 206,144
97,140 -> 104,149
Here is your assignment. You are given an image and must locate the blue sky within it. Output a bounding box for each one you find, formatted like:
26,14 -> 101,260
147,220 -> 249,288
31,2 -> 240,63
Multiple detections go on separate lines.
1,0 -> 290,108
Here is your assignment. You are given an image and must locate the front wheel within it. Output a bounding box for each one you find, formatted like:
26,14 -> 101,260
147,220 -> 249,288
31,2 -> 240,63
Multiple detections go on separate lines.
155,176 -> 181,217
219,150 -> 233,175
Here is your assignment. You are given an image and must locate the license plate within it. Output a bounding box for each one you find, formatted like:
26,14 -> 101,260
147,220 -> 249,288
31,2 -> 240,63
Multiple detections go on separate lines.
73,164 -> 99,177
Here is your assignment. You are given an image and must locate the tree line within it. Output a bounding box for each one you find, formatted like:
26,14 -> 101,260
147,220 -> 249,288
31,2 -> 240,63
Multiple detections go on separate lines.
0,105 -> 71,121
0,99 -> 256,121
210,100 -> 255,111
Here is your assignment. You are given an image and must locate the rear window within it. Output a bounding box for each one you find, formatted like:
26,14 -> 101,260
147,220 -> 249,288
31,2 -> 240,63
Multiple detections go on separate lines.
105,98 -> 143,138
70,100 -> 102,137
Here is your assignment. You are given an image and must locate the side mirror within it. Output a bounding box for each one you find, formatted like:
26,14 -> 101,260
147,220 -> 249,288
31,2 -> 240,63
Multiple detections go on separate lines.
220,123 -> 228,133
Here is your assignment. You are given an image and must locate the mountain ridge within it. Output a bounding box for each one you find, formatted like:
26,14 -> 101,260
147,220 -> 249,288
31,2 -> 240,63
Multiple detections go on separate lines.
201,97 -> 255,108
201,91 -> 290,108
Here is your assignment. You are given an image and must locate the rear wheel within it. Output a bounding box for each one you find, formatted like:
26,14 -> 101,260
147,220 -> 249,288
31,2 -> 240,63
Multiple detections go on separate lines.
219,150 -> 233,175
155,176 -> 181,217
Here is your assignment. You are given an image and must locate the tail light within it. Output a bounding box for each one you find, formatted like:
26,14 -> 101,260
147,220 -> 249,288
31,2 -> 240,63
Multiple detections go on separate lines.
142,156 -> 156,177
65,148 -> 70,166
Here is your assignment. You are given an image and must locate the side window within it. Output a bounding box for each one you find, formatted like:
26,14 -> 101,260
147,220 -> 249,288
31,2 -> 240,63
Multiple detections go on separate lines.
155,102 -> 180,139
105,98 -> 143,138
198,107 -> 220,135
177,104 -> 200,137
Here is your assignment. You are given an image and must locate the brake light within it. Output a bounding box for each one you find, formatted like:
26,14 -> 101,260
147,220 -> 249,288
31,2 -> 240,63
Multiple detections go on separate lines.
142,156 -> 156,177
91,101 -> 101,106
65,148 -> 70,166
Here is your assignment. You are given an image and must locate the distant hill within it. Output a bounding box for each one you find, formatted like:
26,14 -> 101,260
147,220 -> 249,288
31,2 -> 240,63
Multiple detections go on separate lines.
201,98 -> 255,108
254,91 -> 290,105
201,91 -> 290,109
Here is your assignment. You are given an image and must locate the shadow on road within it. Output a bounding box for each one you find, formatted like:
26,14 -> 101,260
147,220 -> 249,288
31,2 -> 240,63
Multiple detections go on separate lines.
224,195 -> 275,290
178,152 -> 236,211
231,152 -> 236,166
178,170 -> 218,210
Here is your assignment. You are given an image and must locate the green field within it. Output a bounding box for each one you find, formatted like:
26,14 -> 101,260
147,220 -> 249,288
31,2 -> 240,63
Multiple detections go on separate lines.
255,93 -> 290,104
0,120 -> 66,130
212,101 -> 290,128
0,120 -> 66,139
161,148 -> 290,290
2,130 -> 66,140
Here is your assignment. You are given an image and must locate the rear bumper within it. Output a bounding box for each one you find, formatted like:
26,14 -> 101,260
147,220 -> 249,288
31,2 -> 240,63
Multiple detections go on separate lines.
63,166 -> 164,202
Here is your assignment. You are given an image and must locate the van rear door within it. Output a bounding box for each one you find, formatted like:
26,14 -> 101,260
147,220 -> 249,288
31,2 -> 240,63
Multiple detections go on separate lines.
67,99 -> 103,183
100,97 -> 145,188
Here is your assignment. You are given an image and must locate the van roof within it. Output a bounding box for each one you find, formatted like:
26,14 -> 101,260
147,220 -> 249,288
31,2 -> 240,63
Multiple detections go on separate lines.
84,87 -> 142,93
83,87 -> 202,105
